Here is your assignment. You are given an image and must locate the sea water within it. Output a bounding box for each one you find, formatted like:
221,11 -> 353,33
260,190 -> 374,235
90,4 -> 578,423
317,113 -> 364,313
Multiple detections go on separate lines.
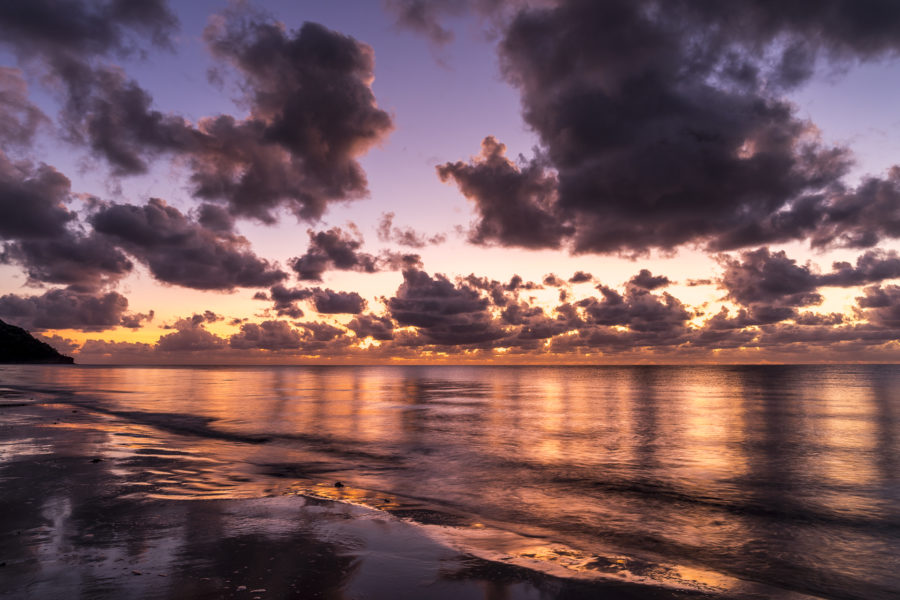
1,364 -> 898,599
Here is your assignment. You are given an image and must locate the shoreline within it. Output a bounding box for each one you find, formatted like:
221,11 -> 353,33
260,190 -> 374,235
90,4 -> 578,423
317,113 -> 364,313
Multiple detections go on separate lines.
0,398 -> 731,600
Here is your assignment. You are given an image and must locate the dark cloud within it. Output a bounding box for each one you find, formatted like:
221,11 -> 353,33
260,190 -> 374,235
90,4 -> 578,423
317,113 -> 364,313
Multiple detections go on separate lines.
576,286 -> 691,334
0,152 -> 74,240
0,0 -> 181,171
377,250 -> 424,272
297,321 -> 345,343
230,320 -> 304,351
290,227 -> 379,281
312,289 -> 367,315
717,247 -> 900,326
377,212 -> 446,248
0,67 -> 47,146
463,274 -> 516,306
269,284 -> 314,318
195,203 -> 235,233
347,313 -> 394,340
819,249 -> 900,287
91,198 -> 286,290
2,232 -> 133,292
388,268 -> 506,345
436,0 -> 900,254
64,66 -> 195,176
627,269 -> 671,290
856,285 -> 900,328
1,3 -> 391,226
0,150 -> 134,291
719,247 -> 822,309
542,273 -> 565,287
808,170 -> 900,249
0,0 -> 177,64
568,271 -> 592,284
196,12 -> 393,222
437,136 -> 571,249
504,274 -> 541,291
793,312 -> 845,327
289,227 -> 418,281
502,302 -> 570,345
0,288 -> 137,331
119,310 -> 154,329
156,315 -> 227,352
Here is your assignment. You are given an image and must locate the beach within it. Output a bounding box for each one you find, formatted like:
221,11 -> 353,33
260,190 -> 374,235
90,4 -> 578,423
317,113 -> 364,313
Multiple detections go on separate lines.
1,397 -> 721,600
1,364 -> 898,599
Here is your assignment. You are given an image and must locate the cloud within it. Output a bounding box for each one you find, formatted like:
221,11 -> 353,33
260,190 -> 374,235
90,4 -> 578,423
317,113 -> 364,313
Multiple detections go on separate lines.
387,268 -> 506,345
542,273 -> 565,287
0,151 -> 75,240
229,320 -> 304,351
156,315 -> 227,352
90,198 -> 286,290
77,339 -> 155,359
63,66 -> 196,176
437,136 -> 571,249
297,321 -> 345,343
2,232 -> 133,292
32,333 -> 81,355
718,248 -> 821,307
568,271 -> 592,284
577,285 -> 691,334
196,11 -> 393,222
288,226 -> 419,282
0,0 -> 177,65
120,310 -> 154,329
0,0 -> 180,170
290,227 -> 379,281
0,67 -> 47,146
808,169 -> 900,249
1,3 -> 391,226
312,289 -> 367,314
377,212 -> 446,247
819,249 -> 900,287
716,247 -> 900,326
627,269 -> 671,290
0,288 -> 139,331
856,285 -> 900,328
269,284 -> 314,318
436,0 -> 900,255
195,203 -> 235,233
347,313 -> 394,340
717,247 -> 823,324
0,149 -> 137,291
269,284 -> 368,317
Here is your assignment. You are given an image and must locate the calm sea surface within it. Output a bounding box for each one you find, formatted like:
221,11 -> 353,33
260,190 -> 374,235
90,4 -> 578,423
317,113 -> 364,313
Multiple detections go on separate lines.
2,364 -> 899,599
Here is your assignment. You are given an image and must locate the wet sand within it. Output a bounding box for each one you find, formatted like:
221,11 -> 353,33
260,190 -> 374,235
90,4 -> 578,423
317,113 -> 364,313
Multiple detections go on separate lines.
0,397 -> 723,600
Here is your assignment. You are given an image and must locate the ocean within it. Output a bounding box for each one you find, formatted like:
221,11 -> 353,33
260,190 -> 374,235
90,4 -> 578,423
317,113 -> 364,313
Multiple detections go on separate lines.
1,364 -> 898,599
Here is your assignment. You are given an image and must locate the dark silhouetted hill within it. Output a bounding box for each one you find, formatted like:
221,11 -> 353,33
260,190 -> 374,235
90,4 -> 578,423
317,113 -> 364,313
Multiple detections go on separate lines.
0,319 -> 74,364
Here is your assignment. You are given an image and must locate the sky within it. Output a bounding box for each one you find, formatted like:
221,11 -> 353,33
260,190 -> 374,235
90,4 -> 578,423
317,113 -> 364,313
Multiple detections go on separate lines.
2,0 -> 900,364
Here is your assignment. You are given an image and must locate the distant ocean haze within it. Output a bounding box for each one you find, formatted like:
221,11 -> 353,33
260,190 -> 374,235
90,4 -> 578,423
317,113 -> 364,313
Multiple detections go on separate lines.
1,364 -> 898,599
